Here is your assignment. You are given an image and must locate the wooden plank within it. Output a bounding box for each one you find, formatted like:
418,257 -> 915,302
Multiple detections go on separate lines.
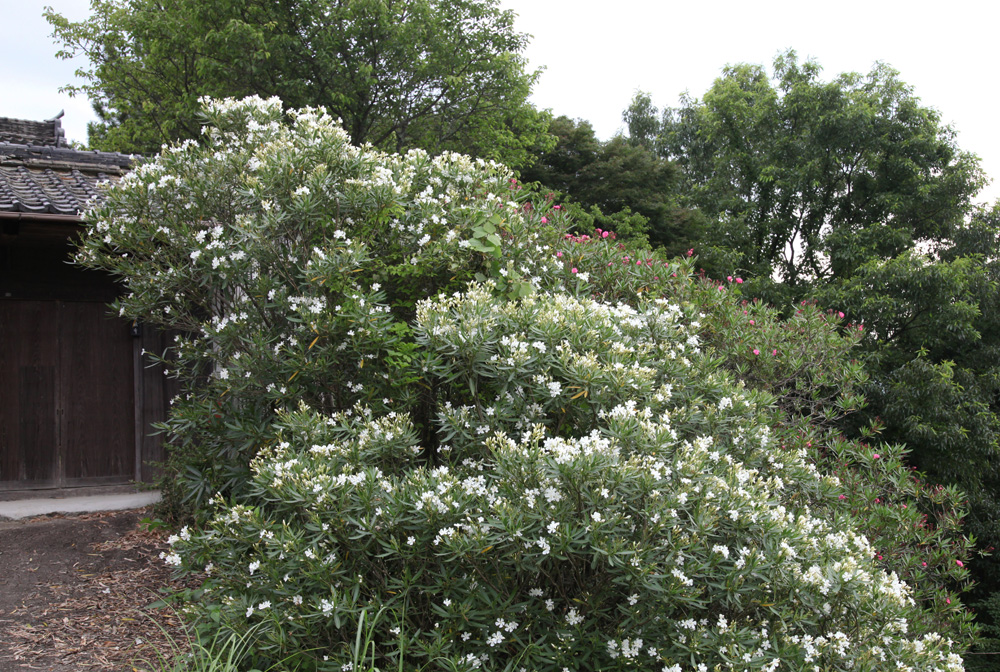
0,300 -> 60,485
1,230 -> 165,489
139,329 -> 164,482
134,333 -> 143,481
59,302 -> 134,481
137,328 -> 180,482
1,236 -> 120,303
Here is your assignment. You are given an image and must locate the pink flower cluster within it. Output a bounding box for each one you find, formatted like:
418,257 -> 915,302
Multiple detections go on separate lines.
563,227 -> 617,244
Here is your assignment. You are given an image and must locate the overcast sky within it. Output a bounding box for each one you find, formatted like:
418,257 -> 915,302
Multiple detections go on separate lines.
6,0 -> 1000,203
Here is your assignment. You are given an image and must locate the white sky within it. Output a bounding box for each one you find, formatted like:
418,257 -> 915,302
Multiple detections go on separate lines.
5,0 -> 999,204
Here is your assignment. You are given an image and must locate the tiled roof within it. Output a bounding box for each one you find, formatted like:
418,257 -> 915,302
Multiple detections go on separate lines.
0,164 -> 113,216
0,116 -> 134,217
0,114 -> 67,147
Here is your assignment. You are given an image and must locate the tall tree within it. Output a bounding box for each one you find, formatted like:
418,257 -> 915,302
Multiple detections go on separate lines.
46,0 -> 550,164
641,54 -> 1000,663
622,90 -> 659,150
519,115 -> 701,253
656,50 -> 984,295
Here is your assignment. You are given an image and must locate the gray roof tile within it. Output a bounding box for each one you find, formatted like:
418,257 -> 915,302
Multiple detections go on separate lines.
0,116 -> 135,216
0,115 -> 67,147
0,165 -> 111,215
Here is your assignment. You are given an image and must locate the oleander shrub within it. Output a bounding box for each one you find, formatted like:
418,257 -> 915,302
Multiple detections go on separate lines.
76,95 -> 569,510
78,97 -> 977,670
167,286 -> 965,671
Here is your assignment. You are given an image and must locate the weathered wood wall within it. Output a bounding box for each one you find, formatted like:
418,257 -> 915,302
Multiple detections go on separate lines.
0,221 -> 172,490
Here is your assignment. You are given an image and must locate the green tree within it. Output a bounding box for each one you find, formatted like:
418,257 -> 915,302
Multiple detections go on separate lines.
814,209 -> 1000,671
46,0 -> 550,164
658,50 -> 983,296
646,52 -> 1000,665
622,89 -> 660,150
519,115 -> 701,253
517,116 -> 602,193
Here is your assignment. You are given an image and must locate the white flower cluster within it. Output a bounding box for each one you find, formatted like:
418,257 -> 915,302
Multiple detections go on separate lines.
94,97 -> 965,672
161,284 -> 966,671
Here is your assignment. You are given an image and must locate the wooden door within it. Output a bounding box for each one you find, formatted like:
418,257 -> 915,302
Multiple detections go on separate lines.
0,300 -> 135,489
0,301 -> 59,484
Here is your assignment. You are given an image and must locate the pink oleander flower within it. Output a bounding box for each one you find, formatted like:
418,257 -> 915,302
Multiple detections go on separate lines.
602,231 -> 609,238
957,560 -> 965,567
727,276 -> 733,282
873,453 -> 881,459
752,348 -> 760,355
553,205 -> 561,210
541,217 -> 548,224
571,267 -> 578,274
556,251 -> 562,257
838,311 -> 845,318
772,349 -> 777,356
736,278 -> 743,284
687,248 -> 694,256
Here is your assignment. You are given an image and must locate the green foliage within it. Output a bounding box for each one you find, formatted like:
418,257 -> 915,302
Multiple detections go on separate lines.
622,90 -> 660,151
968,593 -> 1000,672
654,50 -> 983,289
131,616 -> 302,672
168,286 -> 971,670
547,233 -> 979,638
633,53 -> 1000,661
564,203 -> 651,245
75,96 -> 564,510
81,98 -> 981,670
519,115 -> 701,254
810,208 -> 1000,631
816,252 -> 983,368
46,0 -> 551,165
871,356 -> 999,487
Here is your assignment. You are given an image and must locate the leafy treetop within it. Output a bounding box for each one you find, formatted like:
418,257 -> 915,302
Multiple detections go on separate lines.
46,0 -> 551,165
636,50 -> 984,297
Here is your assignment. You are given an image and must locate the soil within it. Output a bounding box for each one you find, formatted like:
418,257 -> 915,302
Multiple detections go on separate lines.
0,509 -> 190,672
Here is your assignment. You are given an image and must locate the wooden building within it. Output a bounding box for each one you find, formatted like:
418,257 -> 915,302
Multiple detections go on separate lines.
0,114 -> 171,494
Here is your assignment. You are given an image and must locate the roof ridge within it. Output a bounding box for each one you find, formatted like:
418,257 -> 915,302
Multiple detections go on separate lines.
0,114 -> 68,148
0,142 -> 134,174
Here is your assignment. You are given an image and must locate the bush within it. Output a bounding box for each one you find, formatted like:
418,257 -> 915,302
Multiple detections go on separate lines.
77,95 -> 567,511
79,97 -> 976,670
169,287 -> 964,671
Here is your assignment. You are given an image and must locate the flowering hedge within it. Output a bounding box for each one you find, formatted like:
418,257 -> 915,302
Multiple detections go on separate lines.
77,95 -> 568,507
78,97 -> 976,670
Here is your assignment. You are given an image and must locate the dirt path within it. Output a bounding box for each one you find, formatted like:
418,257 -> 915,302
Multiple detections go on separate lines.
0,509 -> 188,672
